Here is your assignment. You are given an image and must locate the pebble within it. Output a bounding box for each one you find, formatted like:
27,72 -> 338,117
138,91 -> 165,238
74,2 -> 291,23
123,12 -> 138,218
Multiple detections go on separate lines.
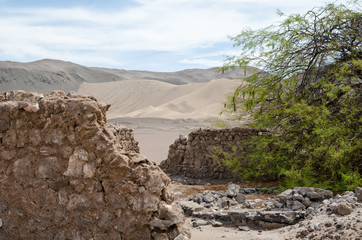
238,226 -> 250,231
314,222 -> 320,230
306,207 -> 315,216
211,220 -> 223,227
192,219 -> 208,227
336,221 -> 345,229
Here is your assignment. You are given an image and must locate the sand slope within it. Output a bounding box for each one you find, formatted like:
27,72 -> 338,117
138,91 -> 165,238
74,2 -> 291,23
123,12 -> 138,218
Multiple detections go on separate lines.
78,78 -> 243,119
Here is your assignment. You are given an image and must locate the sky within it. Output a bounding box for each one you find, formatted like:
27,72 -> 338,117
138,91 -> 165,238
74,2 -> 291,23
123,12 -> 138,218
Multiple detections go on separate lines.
0,0 -> 342,71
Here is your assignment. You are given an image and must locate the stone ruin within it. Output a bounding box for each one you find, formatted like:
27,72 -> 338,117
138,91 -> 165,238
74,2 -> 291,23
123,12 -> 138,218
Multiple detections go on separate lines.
178,183 -> 362,239
160,128 -> 262,182
0,90 -> 190,240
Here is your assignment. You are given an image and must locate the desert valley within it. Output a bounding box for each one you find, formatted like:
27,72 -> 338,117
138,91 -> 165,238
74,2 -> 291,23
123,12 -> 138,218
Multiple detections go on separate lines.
0,59 -> 249,163
0,59 -> 361,240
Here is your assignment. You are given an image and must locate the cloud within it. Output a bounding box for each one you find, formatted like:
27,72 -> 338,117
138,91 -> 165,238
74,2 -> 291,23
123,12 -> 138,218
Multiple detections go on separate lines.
0,0 -> 336,70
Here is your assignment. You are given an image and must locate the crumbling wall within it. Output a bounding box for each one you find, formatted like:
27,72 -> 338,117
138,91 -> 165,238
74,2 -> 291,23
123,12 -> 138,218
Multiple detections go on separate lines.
0,90 -> 189,240
160,128 -> 261,180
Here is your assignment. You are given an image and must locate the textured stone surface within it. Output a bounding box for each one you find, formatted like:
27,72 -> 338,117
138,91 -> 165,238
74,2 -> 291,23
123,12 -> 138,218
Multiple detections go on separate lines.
276,187 -> 333,210
159,128 -> 262,180
355,187 -> 362,202
177,185 -> 362,234
0,90 -> 189,240
333,202 -> 353,216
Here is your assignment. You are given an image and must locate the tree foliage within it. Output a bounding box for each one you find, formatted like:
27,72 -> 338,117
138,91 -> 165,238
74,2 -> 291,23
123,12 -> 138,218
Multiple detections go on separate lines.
220,1 -> 361,192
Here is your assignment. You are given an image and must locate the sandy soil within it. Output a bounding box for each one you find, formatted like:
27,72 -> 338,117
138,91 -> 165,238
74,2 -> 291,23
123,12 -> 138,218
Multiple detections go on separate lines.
190,225 -> 279,240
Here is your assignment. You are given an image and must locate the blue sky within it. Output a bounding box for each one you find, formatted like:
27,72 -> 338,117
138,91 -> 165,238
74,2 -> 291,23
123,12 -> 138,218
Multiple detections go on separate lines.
0,0 -> 340,71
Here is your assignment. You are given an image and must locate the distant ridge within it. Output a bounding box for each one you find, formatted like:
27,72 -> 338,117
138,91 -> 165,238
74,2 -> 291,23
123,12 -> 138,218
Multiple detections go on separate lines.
0,59 -> 123,92
0,59 -> 251,93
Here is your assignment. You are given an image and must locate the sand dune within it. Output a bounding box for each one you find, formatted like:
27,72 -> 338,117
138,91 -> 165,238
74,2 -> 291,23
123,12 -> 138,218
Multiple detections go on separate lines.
78,78 -> 243,120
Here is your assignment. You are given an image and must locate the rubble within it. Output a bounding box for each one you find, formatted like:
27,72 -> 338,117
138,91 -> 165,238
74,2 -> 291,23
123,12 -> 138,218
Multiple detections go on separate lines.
175,183 -> 362,235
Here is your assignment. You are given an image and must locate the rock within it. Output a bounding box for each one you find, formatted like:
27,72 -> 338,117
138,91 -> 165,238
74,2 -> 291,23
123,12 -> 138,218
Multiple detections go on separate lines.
305,207 -> 315,216
238,226 -> 250,231
193,220 -> 208,227
314,222 -> 321,230
153,233 -> 169,240
293,193 -> 304,201
243,188 -> 257,194
292,201 -> 306,211
277,189 -> 293,203
150,203 -> 185,229
204,203 -> 213,208
299,229 -> 310,237
226,184 -> 240,197
23,102 -> 40,112
302,197 -> 312,207
0,218 -> 2,228
211,220 -> 223,227
336,221 -> 345,229
355,187 -> 362,202
203,192 -> 215,203
333,202 -> 353,216
178,201 -> 205,216
305,188 -> 333,201
272,200 -> 283,209
174,234 -> 189,240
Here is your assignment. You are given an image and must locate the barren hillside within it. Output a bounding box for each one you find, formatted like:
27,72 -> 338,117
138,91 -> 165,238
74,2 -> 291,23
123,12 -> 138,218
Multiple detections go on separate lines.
0,59 -> 250,93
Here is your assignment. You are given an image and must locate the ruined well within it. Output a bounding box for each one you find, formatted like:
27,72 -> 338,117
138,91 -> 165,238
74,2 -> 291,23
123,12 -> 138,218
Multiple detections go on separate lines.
0,90 -> 189,240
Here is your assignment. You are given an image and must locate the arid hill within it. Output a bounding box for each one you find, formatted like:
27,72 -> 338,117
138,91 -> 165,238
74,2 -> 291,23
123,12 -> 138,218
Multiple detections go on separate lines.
0,59 -> 250,93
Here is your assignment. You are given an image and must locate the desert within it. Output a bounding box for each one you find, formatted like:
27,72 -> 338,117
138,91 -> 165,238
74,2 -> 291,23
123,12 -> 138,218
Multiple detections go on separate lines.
1,59 -> 361,240
1,0 -> 360,239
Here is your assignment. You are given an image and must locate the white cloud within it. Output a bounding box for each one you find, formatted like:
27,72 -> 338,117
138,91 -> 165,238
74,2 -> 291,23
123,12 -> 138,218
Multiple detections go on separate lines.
0,0 -> 337,70
180,58 -> 223,67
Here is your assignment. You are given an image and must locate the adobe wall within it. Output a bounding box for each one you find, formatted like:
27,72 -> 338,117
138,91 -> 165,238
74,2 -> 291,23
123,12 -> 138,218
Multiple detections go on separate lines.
0,90 -> 189,240
159,128 -> 261,181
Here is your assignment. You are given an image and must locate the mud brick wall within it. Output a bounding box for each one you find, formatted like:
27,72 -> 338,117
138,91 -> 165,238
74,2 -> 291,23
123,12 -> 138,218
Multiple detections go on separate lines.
0,90 -> 189,240
160,128 -> 261,180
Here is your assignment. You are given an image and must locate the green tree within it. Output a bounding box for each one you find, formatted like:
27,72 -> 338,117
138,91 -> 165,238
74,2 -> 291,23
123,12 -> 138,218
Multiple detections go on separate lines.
220,1 -> 361,192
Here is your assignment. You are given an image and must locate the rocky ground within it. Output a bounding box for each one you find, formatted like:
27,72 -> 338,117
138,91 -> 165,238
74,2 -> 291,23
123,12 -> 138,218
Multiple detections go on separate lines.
169,183 -> 362,240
